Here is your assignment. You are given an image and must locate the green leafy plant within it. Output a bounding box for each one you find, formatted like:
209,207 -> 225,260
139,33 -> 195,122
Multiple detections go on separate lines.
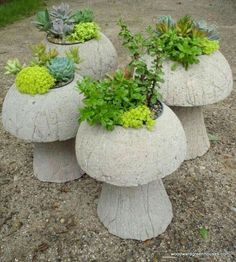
30,43 -> 58,66
78,70 -> 146,130
66,22 -> 100,42
153,15 -> 220,69
78,20 -> 164,131
121,105 -> 155,130
73,9 -> 93,24
47,57 -> 75,82
65,47 -> 81,64
4,59 -> 24,75
15,66 -> 55,95
199,226 -> 209,240
199,38 -> 219,55
34,9 -> 51,31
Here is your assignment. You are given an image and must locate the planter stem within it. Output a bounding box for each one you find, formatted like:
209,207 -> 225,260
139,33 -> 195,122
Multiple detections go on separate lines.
97,179 -> 173,240
171,106 -> 210,160
33,138 -> 83,183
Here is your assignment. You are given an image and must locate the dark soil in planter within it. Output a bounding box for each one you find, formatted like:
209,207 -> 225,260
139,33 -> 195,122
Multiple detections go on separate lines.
151,100 -> 163,119
52,76 -> 74,89
47,34 -> 91,45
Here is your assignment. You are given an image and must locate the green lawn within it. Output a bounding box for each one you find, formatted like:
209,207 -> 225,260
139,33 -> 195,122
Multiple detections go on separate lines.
0,0 -> 46,28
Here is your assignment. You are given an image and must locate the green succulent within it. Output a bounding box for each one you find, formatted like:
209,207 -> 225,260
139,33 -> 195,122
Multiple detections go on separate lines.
66,22 -> 100,42
30,43 -> 58,66
47,57 -> 75,82
4,59 -> 24,75
73,9 -> 93,23
199,37 -> 219,55
15,66 -> 55,95
195,20 -> 219,40
34,9 -> 52,32
65,47 -> 81,64
121,105 -> 155,130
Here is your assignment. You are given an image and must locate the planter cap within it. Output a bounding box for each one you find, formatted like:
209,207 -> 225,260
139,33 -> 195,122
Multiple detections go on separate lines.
45,32 -> 118,80
75,104 -> 187,187
145,51 -> 233,106
2,76 -> 83,142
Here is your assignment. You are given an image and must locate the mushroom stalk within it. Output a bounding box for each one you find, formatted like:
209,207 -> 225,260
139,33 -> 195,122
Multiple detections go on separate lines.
97,179 -> 173,240
33,139 -> 83,183
170,106 -> 210,160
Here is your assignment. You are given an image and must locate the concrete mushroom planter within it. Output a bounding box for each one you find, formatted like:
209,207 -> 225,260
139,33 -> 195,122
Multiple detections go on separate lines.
45,33 -> 118,80
2,77 -> 84,183
75,103 -> 187,240
144,51 -> 233,159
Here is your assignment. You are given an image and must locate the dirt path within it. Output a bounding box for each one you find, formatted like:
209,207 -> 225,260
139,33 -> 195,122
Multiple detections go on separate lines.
0,0 -> 235,261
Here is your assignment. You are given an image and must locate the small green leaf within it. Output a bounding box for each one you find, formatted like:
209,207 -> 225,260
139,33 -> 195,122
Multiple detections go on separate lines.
208,133 -> 219,143
199,226 -> 209,239
171,63 -> 178,71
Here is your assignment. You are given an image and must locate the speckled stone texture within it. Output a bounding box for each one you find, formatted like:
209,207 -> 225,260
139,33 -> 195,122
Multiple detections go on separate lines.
2,77 -> 84,182
45,33 -> 118,80
143,51 -> 233,159
75,103 -> 187,187
171,106 -> 210,160
97,179 -> 173,240
33,139 -> 83,183
2,78 -> 83,142
75,103 -> 186,240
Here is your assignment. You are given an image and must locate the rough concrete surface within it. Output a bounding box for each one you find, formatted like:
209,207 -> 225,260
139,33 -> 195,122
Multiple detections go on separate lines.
0,0 -> 236,261
144,51 -> 233,107
76,104 -> 186,187
45,33 -> 118,80
97,179 -> 173,241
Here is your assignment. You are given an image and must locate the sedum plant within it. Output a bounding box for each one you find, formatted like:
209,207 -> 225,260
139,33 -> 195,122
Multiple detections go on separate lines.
121,105 -> 155,130
15,66 -> 55,95
66,22 -> 100,42
5,43 -> 80,95
47,57 -> 75,82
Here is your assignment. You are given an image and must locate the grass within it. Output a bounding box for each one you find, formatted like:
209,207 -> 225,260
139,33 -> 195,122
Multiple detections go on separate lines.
0,0 -> 46,28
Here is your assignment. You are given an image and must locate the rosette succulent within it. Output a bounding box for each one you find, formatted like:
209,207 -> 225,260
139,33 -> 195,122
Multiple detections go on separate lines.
15,66 -> 55,95
47,57 -> 75,82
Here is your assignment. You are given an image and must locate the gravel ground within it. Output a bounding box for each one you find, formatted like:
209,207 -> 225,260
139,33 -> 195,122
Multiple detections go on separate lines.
0,0 -> 235,261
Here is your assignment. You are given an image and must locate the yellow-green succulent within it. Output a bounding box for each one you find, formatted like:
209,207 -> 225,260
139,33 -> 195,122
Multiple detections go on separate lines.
15,66 -> 55,95
121,105 -> 155,130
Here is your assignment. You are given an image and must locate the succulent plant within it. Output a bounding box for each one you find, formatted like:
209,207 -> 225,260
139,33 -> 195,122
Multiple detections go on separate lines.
49,19 -> 74,38
195,20 -> 219,40
50,3 -> 74,23
73,9 -> 93,23
4,59 -> 24,75
34,10 -> 52,32
31,43 -> 58,66
15,66 -> 55,95
66,22 -> 100,42
65,47 -> 81,64
47,57 -> 75,82
158,15 -> 175,27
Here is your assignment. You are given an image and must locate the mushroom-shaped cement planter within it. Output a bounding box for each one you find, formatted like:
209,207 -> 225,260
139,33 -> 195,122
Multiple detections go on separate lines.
159,51 -> 233,160
141,15 -> 233,159
3,78 -> 84,183
75,103 -> 186,240
35,3 -> 118,79
3,44 -> 84,182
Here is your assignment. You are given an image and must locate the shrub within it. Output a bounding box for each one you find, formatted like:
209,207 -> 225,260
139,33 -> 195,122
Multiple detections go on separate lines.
15,66 -> 55,95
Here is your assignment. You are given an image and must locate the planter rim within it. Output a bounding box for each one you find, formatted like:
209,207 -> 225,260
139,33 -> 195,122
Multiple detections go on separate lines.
46,32 -> 104,46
